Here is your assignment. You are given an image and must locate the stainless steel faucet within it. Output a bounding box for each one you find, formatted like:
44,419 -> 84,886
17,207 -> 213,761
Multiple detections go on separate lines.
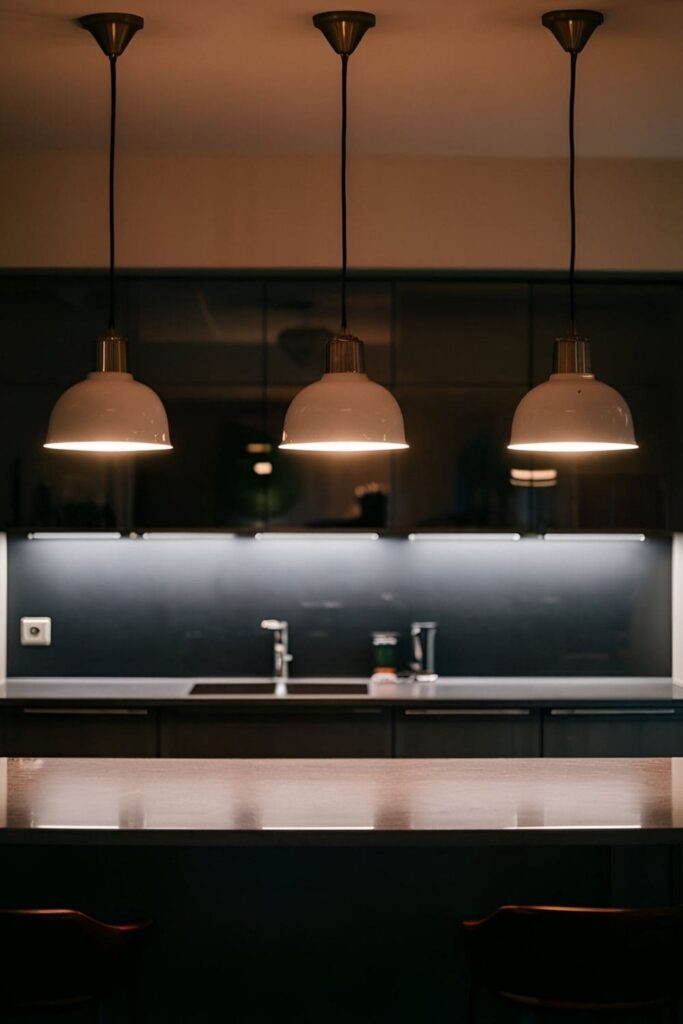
410,621 -> 438,682
260,619 -> 293,684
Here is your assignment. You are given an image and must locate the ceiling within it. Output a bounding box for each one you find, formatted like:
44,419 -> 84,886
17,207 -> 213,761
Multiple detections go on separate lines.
1,0 -> 681,158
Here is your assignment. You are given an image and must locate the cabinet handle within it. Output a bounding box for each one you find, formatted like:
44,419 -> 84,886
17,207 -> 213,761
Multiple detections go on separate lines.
403,708 -> 531,717
21,708 -> 149,717
549,708 -> 675,717
182,708 -> 382,718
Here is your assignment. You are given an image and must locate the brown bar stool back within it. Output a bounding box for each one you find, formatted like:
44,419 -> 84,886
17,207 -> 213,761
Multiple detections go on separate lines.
463,904 -> 683,1018
0,909 -> 149,1017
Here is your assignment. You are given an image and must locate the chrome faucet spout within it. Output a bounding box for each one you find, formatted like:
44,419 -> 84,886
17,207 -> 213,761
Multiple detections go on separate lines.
410,621 -> 438,682
260,619 -> 293,684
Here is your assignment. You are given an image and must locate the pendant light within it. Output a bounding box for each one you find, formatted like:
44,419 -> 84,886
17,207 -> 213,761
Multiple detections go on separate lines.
508,10 -> 637,454
45,13 -> 172,453
280,11 -> 408,453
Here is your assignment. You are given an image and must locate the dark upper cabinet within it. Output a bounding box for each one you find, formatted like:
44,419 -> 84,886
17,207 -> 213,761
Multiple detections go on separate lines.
1,272 -> 681,532
133,278 -> 266,386
1,275 -> 119,386
391,385 -> 525,529
391,282 -> 532,530
395,282 -> 530,386
132,279 -> 269,529
132,392 -> 271,529
531,281 -> 677,387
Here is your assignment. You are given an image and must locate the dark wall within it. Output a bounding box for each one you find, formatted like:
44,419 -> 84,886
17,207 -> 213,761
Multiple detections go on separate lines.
7,535 -> 671,678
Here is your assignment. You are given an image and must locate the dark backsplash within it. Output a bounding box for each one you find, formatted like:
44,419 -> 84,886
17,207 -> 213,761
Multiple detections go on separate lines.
7,534 -> 671,678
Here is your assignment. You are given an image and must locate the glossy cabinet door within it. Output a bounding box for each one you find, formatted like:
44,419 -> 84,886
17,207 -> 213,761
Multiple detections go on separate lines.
0,707 -> 157,757
542,708 -> 683,757
393,281 -> 530,531
159,707 -> 392,757
132,277 -> 269,530
392,385 -> 526,529
394,708 -> 542,757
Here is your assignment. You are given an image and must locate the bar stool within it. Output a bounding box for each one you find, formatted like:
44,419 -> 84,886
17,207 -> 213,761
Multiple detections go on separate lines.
0,908 -> 149,1020
463,904 -> 683,1021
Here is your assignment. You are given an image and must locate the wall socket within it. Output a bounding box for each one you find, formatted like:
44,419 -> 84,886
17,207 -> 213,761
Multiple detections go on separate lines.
20,617 -> 52,646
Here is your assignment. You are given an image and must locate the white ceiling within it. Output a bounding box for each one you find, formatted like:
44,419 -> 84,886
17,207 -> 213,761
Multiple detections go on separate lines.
1,0 -> 682,158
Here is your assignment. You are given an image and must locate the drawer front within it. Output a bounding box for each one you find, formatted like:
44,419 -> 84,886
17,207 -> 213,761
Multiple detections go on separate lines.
0,707 -> 157,757
160,709 -> 392,757
543,709 -> 683,757
395,708 -> 541,758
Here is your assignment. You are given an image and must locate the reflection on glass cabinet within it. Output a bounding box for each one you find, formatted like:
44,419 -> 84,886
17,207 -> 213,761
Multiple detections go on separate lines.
267,280 -> 391,386
0,271 -> 680,532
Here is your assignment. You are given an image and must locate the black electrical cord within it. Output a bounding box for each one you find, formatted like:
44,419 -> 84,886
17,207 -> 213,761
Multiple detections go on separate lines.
568,50 -> 577,336
340,52 -> 349,332
108,54 -> 117,331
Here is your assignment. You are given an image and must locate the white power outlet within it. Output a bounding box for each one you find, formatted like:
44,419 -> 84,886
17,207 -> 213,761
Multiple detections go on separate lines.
20,617 -> 52,646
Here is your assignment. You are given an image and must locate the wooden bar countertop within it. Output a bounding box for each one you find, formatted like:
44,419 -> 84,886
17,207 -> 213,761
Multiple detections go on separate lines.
1,757 -> 683,847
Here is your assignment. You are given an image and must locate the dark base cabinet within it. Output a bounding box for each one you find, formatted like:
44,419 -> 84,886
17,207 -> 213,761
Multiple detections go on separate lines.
395,708 -> 542,757
3,702 -> 683,759
0,708 -> 157,757
542,709 -> 683,757
159,708 -> 392,758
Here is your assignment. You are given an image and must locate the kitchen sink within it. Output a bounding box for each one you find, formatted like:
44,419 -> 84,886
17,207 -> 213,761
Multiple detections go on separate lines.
191,682 -> 277,695
189,679 -> 368,696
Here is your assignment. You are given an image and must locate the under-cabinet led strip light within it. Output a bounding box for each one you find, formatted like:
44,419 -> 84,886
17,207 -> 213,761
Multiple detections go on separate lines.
140,532 -> 237,541
27,532 -> 123,540
408,533 -> 522,542
542,533 -> 646,542
254,532 -> 380,541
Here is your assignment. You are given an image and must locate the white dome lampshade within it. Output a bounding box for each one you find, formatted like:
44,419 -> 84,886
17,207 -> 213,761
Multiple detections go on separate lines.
44,331 -> 172,453
508,336 -> 637,453
280,333 -> 408,452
